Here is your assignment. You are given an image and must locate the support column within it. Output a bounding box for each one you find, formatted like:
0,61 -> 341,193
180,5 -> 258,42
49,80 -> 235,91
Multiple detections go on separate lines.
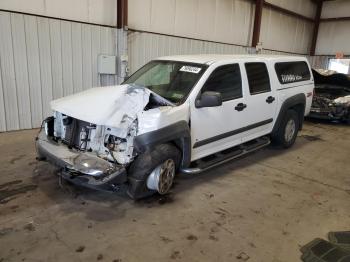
252,0 -> 263,48
116,0 -> 128,84
310,1 -> 323,56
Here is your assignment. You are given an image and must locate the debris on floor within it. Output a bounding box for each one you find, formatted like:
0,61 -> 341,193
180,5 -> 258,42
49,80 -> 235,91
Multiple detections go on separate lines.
236,251 -> 250,261
75,246 -> 85,253
23,222 -> 35,231
328,231 -> 350,252
300,231 -> 350,261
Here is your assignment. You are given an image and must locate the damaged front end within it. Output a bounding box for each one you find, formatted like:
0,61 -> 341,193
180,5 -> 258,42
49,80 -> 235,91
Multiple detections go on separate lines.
36,84 -> 174,192
36,114 -> 133,192
310,69 -> 350,123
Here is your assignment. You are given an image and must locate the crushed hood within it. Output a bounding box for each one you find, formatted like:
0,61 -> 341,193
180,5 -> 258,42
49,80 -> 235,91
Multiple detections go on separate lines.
312,69 -> 350,87
51,84 -> 153,133
51,84 -> 174,137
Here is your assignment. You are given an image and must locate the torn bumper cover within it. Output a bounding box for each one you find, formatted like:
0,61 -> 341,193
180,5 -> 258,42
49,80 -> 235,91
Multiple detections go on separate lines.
36,130 -> 127,192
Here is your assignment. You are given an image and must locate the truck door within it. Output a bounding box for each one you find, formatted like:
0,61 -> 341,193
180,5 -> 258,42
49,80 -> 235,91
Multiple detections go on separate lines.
240,62 -> 277,142
190,63 -> 251,161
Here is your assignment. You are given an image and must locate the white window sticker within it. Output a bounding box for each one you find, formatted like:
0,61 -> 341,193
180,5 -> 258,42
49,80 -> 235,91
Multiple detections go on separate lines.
180,66 -> 201,74
281,74 -> 302,83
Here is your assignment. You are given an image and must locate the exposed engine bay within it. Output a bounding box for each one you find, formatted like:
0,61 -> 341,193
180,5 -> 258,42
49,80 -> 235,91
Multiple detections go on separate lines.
50,112 -> 138,165
310,69 -> 350,123
45,84 -> 174,166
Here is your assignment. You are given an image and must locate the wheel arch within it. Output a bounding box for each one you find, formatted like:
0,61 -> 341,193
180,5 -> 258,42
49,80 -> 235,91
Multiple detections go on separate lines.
272,93 -> 306,136
134,121 -> 191,168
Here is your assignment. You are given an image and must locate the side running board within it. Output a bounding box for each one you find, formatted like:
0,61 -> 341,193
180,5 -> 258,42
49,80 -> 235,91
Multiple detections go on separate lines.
180,136 -> 270,175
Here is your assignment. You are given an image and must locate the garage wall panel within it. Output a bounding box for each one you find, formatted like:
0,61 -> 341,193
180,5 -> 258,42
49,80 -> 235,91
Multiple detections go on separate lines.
24,16 -> 43,128
0,0 -> 117,26
313,0 -> 350,55
196,0 -> 217,41
316,21 -> 350,55
129,0 -> 313,53
0,59 -> 6,132
127,30 -> 306,72
260,7 -> 313,54
0,12 -> 20,131
321,0 -> 350,19
309,56 -> 330,69
37,17 -> 54,122
128,30 -> 305,73
128,31 -> 299,74
150,0 -> 176,34
129,0 -> 255,47
11,14 -> 32,129
91,26 -> 101,88
266,0 -> 315,18
0,10 -> 117,131
174,0 -> 198,39
49,20 -> 63,100
82,24 -> 93,91
72,23 -> 84,94
61,21 -> 74,97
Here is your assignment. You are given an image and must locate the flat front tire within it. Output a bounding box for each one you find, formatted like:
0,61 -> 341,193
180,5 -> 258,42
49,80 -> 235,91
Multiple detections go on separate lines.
127,144 -> 181,200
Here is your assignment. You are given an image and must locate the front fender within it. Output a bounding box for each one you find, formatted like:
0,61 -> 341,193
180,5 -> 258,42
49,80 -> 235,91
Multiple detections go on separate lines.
134,121 -> 191,168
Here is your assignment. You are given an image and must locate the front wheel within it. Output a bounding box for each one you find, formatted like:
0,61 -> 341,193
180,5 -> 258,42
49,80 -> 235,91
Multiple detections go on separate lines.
272,109 -> 300,148
127,144 -> 181,200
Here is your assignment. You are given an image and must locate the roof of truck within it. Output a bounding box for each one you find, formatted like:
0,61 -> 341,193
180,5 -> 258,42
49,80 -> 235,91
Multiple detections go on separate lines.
156,54 -> 307,65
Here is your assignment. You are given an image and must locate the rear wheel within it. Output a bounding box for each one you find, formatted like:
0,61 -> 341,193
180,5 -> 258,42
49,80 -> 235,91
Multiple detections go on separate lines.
272,109 -> 299,148
127,144 -> 181,200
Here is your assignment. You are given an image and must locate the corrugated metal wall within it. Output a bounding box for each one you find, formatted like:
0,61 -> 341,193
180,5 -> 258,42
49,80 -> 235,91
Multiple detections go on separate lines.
0,11 -> 117,132
127,30 -> 299,73
260,7 -> 313,54
309,56 -> 330,70
128,0 -> 315,55
0,0 -> 117,27
317,21 -> 350,55
316,0 -> 350,55
128,0 -> 255,47
267,0 -> 315,18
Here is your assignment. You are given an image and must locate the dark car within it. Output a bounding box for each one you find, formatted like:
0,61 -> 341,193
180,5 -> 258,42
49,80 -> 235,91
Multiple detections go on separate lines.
309,69 -> 350,123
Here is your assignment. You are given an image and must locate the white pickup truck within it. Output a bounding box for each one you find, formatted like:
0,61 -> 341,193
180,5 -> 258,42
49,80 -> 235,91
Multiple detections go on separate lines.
36,54 -> 314,199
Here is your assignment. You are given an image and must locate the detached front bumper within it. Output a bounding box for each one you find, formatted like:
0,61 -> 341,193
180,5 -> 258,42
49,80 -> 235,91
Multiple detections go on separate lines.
309,107 -> 348,121
35,130 -> 127,192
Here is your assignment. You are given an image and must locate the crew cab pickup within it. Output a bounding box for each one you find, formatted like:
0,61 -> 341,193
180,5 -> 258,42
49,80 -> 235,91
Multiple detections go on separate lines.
36,54 -> 314,199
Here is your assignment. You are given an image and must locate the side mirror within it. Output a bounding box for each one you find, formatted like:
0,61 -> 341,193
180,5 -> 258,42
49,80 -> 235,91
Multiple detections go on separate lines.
195,91 -> 222,108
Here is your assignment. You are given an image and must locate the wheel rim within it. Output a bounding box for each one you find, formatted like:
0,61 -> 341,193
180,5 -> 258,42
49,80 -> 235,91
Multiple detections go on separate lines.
146,159 -> 176,194
284,119 -> 296,142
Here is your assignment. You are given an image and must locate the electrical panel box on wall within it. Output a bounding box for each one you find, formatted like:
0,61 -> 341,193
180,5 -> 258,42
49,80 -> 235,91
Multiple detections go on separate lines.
98,55 -> 116,74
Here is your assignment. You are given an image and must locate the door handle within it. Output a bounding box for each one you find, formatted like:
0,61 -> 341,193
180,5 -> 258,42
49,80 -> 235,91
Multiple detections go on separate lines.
235,103 -> 247,111
266,96 -> 275,104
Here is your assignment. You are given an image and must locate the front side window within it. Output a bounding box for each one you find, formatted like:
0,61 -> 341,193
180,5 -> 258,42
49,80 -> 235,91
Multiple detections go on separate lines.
201,64 -> 242,101
275,61 -> 311,84
245,63 -> 271,95
124,60 -> 207,104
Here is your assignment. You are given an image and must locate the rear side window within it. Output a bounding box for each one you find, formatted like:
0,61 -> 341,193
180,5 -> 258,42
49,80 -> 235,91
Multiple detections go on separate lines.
245,63 -> 271,95
202,64 -> 242,101
275,61 -> 311,84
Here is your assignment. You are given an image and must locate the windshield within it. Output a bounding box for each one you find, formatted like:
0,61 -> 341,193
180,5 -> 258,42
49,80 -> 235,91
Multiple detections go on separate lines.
124,60 -> 207,103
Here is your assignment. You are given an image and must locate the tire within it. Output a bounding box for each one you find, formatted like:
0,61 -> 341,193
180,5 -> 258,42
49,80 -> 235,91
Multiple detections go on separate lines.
272,109 -> 300,148
127,143 -> 181,200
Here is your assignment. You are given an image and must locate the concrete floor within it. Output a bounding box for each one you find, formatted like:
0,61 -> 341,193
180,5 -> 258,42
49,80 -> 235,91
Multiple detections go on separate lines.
0,121 -> 349,262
